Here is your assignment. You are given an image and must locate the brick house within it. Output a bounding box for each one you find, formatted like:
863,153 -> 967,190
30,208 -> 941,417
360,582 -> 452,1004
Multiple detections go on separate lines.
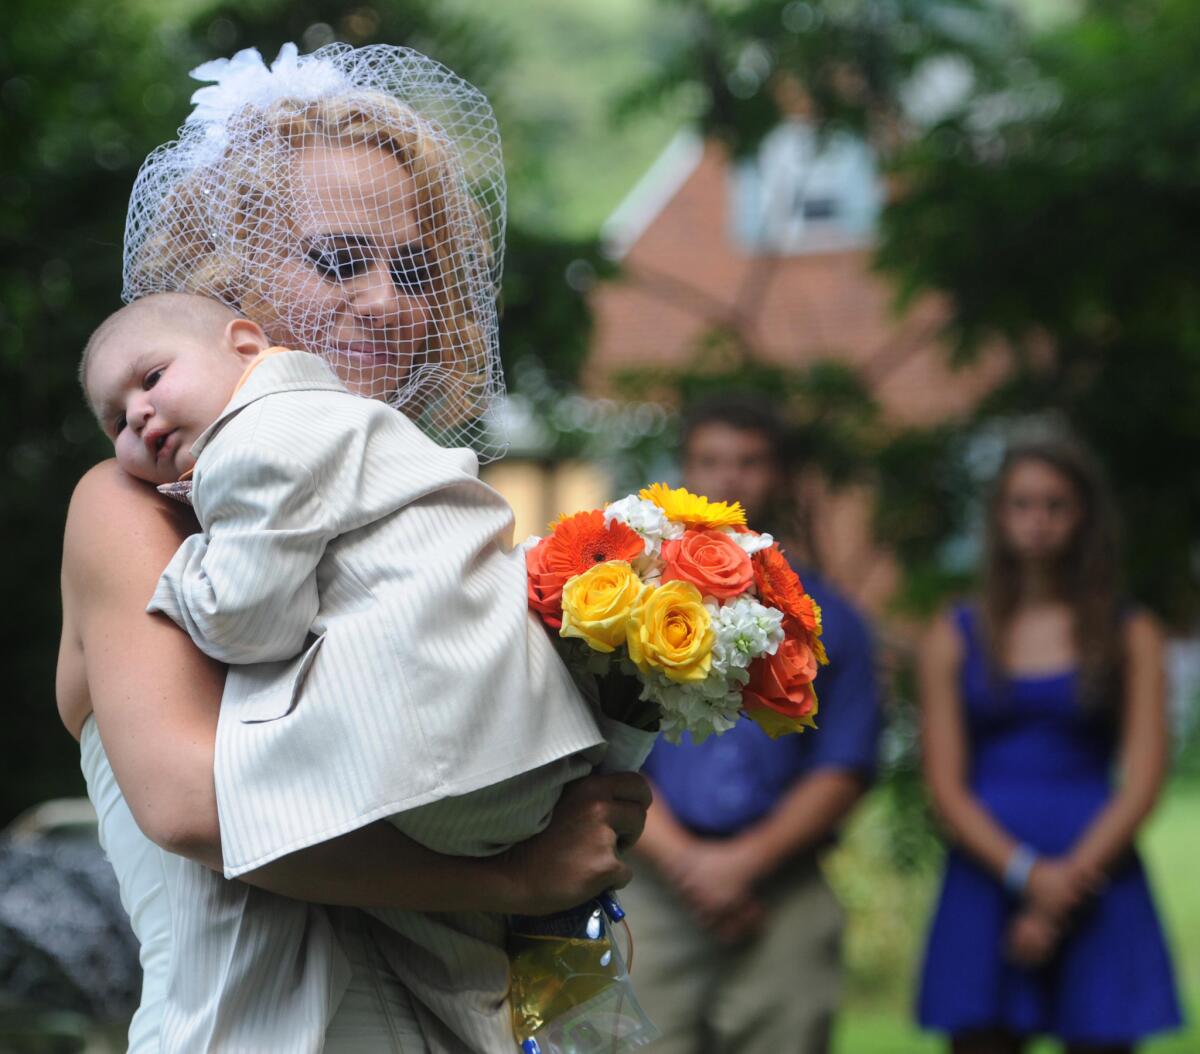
586,124 -> 1008,613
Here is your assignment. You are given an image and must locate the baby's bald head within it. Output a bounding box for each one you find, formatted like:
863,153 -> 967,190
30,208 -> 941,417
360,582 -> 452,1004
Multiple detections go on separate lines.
82,292 -> 273,485
81,293 -> 242,395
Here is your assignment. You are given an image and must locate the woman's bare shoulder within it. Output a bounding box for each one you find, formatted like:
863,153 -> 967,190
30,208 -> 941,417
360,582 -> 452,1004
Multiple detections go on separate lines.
67,459 -> 161,521
64,460 -> 195,578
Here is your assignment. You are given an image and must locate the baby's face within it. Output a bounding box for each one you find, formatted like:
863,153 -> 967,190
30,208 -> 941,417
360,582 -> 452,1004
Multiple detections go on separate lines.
87,324 -> 248,484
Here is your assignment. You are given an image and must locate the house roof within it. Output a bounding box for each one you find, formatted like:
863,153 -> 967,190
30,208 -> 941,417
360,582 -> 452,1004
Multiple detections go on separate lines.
600,128 -> 704,261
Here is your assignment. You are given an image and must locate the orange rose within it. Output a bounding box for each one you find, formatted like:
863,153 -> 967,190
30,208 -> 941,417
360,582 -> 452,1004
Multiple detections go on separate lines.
661,528 -> 754,601
526,537 -> 568,628
742,638 -> 819,738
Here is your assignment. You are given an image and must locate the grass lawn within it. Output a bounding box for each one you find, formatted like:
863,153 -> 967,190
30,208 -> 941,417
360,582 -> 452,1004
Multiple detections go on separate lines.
826,779 -> 1199,1053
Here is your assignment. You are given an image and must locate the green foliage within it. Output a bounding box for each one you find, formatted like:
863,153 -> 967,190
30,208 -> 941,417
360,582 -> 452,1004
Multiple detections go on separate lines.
877,0 -> 1200,621
605,0 -> 1023,614
186,0 -> 511,111
1,0 -> 193,824
617,0 -> 1014,152
610,326 -> 884,481
615,0 -> 1200,623
441,0 -> 694,237
871,424 -> 978,614
500,228 -> 613,389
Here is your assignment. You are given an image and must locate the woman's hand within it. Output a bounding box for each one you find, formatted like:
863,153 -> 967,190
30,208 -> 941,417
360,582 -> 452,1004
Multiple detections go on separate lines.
1026,857 -> 1102,919
502,772 -> 651,916
61,463 -> 226,869
1005,907 -> 1061,967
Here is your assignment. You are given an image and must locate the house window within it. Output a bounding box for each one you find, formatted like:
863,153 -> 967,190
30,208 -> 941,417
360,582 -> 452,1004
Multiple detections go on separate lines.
731,120 -> 882,253
801,196 -> 838,221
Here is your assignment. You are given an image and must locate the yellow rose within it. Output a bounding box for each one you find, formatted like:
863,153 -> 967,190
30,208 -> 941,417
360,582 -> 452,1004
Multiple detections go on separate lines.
626,580 -> 715,684
560,561 -> 646,653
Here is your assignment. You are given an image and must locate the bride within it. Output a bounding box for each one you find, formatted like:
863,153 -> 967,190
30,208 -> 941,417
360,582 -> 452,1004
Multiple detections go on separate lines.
58,42 -> 651,1052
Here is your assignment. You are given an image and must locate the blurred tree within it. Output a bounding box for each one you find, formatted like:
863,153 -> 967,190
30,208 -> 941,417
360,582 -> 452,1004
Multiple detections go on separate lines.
617,0 -> 1013,154
878,0 -> 1200,622
611,0 -> 1200,625
1,0 -> 192,825
607,0 -> 1012,590
500,227 -> 612,392
611,338 -> 884,563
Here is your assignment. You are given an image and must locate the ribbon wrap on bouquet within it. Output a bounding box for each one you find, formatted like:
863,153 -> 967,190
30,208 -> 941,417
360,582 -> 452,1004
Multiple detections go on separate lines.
507,713 -> 660,1054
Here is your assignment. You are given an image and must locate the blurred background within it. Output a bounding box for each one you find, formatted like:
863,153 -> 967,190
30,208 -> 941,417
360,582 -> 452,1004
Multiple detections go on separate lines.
2,0 -> 1198,1049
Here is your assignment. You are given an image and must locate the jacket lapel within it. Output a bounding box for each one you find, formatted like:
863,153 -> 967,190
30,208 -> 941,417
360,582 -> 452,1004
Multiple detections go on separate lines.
189,351 -> 349,459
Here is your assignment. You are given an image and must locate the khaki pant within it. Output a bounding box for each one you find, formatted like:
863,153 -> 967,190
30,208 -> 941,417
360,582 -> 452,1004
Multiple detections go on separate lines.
619,853 -> 844,1054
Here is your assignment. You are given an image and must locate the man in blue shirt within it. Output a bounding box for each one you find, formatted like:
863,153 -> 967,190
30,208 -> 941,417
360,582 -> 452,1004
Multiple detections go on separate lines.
622,395 -> 882,1054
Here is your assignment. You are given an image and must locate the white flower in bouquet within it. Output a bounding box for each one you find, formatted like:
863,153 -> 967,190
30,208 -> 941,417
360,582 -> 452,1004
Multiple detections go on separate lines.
723,528 -> 775,556
604,495 -> 685,557
645,668 -> 745,744
709,596 -> 786,674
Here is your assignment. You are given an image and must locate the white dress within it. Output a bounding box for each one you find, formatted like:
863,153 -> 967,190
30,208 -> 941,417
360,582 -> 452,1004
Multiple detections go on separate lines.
79,715 -> 425,1052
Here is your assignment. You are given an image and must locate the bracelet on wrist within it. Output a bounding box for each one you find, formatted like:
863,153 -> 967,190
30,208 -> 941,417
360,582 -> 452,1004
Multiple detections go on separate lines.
1003,843 -> 1037,896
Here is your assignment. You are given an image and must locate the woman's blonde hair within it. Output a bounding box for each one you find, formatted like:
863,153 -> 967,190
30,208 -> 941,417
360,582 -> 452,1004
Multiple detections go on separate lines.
123,45 -> 506,457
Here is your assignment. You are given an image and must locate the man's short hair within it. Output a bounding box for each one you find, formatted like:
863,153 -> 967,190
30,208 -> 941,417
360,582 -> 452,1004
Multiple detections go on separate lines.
679,392 -> 790,466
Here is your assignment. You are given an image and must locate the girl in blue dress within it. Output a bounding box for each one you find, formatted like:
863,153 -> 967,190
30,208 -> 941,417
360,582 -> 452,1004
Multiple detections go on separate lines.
916,432 -> 1182,1053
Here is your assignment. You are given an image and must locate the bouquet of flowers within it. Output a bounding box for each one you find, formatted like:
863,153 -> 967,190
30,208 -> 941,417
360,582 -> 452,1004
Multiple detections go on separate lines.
507,485 -> 828,1054
526,483 -> 827,743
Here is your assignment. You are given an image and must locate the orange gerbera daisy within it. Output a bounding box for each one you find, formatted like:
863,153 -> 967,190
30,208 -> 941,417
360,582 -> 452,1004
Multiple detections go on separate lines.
752,545 -> 828,663
543,510 -> 645,580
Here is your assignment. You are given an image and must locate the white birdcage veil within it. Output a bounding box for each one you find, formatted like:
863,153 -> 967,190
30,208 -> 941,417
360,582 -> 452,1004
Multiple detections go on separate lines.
123,42 -> 507,460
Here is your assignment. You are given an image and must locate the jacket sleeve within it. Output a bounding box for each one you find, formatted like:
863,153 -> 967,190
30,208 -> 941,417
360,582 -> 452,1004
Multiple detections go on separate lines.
147,444 -> 336,664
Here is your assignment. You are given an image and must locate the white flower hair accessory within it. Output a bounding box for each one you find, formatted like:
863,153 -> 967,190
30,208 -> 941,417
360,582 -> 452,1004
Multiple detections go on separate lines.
187,43 -> 350,163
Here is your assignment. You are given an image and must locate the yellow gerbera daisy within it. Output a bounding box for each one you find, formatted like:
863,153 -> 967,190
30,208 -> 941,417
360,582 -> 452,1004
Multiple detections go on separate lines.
639,482 -> 747,529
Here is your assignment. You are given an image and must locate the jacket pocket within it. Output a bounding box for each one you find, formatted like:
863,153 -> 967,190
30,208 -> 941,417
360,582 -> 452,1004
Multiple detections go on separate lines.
234,632 -> 326,724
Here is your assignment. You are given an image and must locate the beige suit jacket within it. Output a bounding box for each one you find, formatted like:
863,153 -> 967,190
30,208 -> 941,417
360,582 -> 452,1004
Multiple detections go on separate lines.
147,350 -> 606,877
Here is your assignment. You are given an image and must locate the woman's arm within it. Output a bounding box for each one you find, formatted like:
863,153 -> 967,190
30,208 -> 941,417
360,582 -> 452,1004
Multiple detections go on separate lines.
241,773 -> 650,914
1063,611 -> 1169,877
62,461 -> 649,910
62,461 -> 226,867
1003,615 -> 1167,928
919,614 -> 1028,879
919,611 -> 1112,921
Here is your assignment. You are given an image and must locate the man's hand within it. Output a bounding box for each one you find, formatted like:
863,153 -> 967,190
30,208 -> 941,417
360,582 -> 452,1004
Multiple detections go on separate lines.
711,897 -> 768,944
662,839 -> 768,943
671,840 -> 760,922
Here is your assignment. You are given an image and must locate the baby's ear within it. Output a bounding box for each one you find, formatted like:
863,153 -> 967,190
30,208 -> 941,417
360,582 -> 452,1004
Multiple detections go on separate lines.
226,318 -> 271,360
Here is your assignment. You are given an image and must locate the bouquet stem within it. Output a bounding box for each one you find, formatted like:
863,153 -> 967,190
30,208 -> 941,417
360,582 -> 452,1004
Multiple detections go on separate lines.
596,667 -> 659,733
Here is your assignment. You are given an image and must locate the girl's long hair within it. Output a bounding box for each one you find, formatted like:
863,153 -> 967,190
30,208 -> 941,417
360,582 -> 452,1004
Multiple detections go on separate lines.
980,433 -> 1123,710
